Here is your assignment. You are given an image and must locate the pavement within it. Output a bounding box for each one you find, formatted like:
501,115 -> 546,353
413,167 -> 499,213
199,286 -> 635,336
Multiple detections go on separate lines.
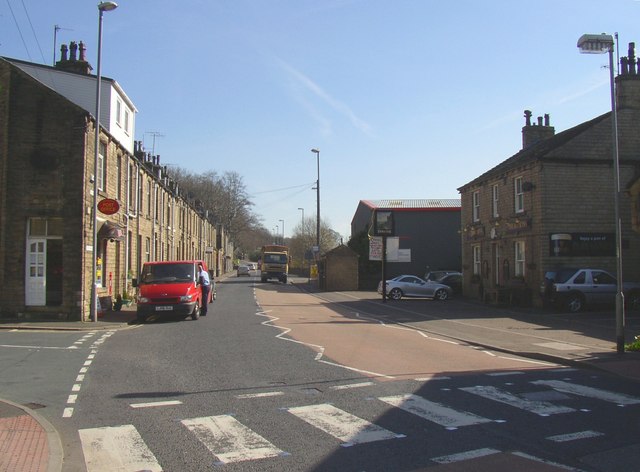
1,277 -> 639,472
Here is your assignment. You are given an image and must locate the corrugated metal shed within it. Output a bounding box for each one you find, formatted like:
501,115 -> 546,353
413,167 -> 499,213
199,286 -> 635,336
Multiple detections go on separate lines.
361,199 -> 461,210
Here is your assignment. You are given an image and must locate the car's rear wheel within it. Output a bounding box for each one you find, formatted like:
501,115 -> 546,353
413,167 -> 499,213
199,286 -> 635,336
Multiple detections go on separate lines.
565,292 -> 584,313
435,289 -> 449,301
191,302 -> 200,320
389,288 -> 402,300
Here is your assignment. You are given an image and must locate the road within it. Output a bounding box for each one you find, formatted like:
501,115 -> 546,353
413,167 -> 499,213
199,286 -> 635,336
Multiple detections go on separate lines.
1,274 -> 639,471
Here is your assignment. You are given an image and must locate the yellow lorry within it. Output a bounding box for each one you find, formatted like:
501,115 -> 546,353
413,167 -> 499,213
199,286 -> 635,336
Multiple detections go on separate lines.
260,245 -> 289,283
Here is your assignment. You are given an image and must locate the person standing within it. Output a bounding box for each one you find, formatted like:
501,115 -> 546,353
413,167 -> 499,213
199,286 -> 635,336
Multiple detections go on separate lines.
197,263 -> 211,316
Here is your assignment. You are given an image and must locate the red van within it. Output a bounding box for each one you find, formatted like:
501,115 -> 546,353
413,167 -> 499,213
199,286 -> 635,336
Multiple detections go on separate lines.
133,260 -> 212,322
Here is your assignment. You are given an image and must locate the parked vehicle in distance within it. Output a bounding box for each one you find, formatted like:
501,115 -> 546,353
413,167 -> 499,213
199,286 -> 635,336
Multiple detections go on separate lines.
436,272 -> 463,295
133,260 -> 212,322
378,275 -> 453,301
540,268 -> 640,312
237,265 -> 251,276
424,270 -> 460,282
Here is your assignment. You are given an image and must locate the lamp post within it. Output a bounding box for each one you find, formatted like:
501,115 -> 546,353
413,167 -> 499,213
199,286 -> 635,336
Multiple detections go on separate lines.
311,149 -> 320,251
279,219 -> 285,245
578,33 -> 625,353
91,1 -> 118,323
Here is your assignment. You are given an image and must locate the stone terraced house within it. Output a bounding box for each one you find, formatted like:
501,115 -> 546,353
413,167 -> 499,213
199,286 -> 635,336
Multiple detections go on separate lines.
0,43 -> 231,321
457,42 -> 640,307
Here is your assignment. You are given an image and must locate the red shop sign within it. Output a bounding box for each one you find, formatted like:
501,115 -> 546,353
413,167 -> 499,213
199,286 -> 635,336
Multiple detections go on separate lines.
98,198 -> 120,215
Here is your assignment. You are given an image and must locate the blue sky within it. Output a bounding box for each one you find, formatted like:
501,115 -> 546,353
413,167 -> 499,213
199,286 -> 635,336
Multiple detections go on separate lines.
2,0 -> 639,240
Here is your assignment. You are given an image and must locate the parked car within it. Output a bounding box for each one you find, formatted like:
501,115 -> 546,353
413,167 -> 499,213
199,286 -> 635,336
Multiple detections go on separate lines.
237,265 -> 251,276
540,268 -> 640,312
424,270 -> 460,282
378,275 -> 453,301
436,272 -> 463,295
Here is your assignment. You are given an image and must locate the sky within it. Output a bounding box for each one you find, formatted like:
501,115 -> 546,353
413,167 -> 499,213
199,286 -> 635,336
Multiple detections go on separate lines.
2,0 -> 639,241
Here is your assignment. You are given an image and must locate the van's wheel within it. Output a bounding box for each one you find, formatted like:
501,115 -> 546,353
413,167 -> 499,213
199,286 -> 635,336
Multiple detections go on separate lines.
565,292 -> 584,313
191,302 -> 200,320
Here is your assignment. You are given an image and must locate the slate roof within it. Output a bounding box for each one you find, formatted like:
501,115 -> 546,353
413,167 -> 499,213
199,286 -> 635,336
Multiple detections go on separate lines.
458,112 -> 610,191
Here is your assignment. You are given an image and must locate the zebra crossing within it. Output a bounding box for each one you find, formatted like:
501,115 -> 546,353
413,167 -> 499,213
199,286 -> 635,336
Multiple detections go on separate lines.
78,376 -> 640,471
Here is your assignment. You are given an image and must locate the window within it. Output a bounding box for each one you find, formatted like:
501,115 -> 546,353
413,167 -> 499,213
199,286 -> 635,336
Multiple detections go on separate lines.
514,240 -> 525,277
116,155 -> 122,201
514,176 -> 524,213
492,184 -> 499,218
124,109 -> 130,134
145,237 -> 150,262
116,99 -> 122,125
473,245 -> 481,275
98,141 -> 107,192
472,191 -> 480,222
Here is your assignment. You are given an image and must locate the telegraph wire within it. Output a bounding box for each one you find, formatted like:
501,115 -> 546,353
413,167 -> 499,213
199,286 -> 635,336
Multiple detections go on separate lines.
5,0 -> 32,61
20,0 -> 47,64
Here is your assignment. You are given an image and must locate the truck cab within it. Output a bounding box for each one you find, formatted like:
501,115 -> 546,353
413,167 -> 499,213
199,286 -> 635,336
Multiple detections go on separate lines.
260,245 -> 289,283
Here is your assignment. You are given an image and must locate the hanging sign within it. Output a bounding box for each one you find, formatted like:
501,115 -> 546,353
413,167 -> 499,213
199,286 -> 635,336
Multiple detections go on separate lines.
98,198 -> 120,215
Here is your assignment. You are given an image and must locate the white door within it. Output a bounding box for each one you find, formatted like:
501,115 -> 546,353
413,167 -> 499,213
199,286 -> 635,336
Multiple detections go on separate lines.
26,239 -> 46,306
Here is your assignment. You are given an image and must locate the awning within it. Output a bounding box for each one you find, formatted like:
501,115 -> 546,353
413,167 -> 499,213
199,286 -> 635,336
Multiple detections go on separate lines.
98,221 -> 125,241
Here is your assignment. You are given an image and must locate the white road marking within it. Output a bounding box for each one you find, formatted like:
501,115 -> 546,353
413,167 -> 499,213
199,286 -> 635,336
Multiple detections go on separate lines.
460,385 -> 575,416
129,400 -> 183,408
378,394 -> 493,429
72,384 -> 81,392
181,415 -> 285,464
531,380 -> 640,406
236,392 -> 284,399
547,430 -> 604,442
79,424 -> 162,472
432,447 -> 500,464
511,451 -> 583,471
331,382 -> 374,390
67,394 -> 77,404
487,371 -> 525,377
62,408 -> 73,418
287,403 -> 405,446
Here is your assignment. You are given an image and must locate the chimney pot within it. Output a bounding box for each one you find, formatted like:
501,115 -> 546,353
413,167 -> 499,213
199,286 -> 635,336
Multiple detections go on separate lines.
60,44 -> 68,62
69,41 -> 78,61
524,110 -> 532,126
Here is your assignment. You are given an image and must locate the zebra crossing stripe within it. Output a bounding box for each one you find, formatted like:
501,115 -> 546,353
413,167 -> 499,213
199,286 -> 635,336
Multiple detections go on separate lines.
287,403 -> 405,446
181,415 -> 285,464
547,430 -> 604,442
432,447 -> 500,464
531,380 -> 640,406
378,394 -> 493,429
79,424 -> 162,472
460,385 -> 575,416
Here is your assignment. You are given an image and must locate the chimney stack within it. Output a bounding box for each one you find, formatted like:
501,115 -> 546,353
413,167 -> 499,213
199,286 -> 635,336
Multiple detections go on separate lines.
55,41 -> 93,75
522,110 -> 555,149
616,42 -> 640,110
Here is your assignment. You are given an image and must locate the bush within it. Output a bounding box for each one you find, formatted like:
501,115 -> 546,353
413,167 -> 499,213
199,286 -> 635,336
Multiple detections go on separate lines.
625,335 -> 640,352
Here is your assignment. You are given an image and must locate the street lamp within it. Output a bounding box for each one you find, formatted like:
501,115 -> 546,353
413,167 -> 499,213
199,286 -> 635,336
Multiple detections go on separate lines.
311,149 -> 320,250
279,219 -> 285,244
91,1 -> 118,323
578,33 -> 625,353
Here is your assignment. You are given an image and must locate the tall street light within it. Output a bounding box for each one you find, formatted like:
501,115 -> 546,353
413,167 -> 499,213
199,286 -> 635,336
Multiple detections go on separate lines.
311,149 -> 320,251
577,33 -> 625,353
279,219 -> 285,244
91,1 -> 118,323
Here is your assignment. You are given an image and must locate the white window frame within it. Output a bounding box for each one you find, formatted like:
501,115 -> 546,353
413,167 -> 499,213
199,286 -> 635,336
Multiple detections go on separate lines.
514,176 -> 524,213
492,184 -> 499,218
514,240 -> 525,277
472,191 -> 480,222
116,99 -> 122,126
98,141 -> 106,192
124,109 -> 130,135
472,245 -> 481,275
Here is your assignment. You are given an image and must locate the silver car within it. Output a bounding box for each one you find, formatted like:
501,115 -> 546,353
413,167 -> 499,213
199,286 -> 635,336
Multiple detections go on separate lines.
377,275 -> 453,301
